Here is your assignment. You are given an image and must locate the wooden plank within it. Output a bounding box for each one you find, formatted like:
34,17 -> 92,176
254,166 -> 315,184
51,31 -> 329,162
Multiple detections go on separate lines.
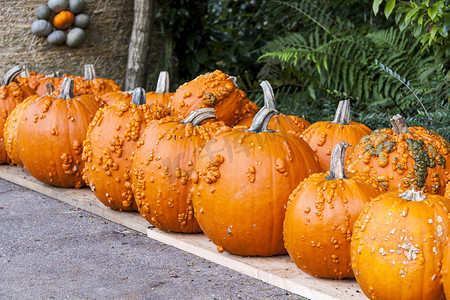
0,165 -> 366,300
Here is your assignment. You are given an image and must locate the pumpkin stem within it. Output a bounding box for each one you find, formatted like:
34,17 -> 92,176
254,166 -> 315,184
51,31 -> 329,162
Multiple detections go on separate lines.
1,66 -> 22,86
398,189 -> 426,202
331,100 -> 351,125
21,66 -> 30,78
229,76 -> 238,88
58,77 -> 75,99
260,80 -> 277,110
246,107 -> 277,133
182,108 -> 216,126
390,114 -> 410,134
84,64 -> 96,81
155,71 -> 170,93
326,142 -> 350,180
131,87 -> 146,106
46,83 -> 55,96
49,71 -> 63,78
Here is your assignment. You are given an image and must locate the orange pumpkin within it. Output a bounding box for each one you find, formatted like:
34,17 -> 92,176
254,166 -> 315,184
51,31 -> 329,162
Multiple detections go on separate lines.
301,100 -> 372,172
72,64 -> 121,97
145,71 -> 174,108
351,190 -> 450,300
132,108 -> 224,233
170,70 -> 252,126
5,84 -> 55,167
82,88 -> 169,211
443,242 -> 450,298
235,81 -> 309,135
54,10 -> 74,30
0,66 -> 36,164
17,78 -> 100,188
283,142 -> 384,279
347,114 -> 450,195
191,105 -> 320,256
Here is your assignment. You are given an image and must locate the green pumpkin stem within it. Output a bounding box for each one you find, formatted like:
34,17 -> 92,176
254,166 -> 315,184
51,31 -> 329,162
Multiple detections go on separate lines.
155,71 -> 170,93
326,142 -> 350,180
131,87 -> 146,106
390,114 -> 410,134
398,189 -> 426,201
1,66 -> 23,86
84,64 -> 96,81
182,108 -> 216,126
46,83 -> 55,96
58,78 -> 75,99
331,100 -> 351,125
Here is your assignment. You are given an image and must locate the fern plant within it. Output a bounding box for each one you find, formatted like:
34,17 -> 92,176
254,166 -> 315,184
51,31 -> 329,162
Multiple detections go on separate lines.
257,0 -> 449,138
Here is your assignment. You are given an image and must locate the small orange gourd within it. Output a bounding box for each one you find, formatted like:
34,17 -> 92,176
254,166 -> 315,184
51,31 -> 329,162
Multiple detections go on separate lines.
54,10 -> 74,29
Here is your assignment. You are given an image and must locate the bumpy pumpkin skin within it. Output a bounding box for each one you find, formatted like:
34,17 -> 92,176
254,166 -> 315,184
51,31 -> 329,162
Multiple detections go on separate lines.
17,93 -> 100,188
0,82 -> 36,164
170,70 -> 251,126
347,126 -> 450,195
100,91 -> 133,106
302,121 -> 371,172
351,191 -> 450,300
191,127 -> 320,256
443,243 -> 450,298
4,95 -> 40,166
284,172 -> 383,279
132,117 -> 223,233
145,91 -> 174,108
82,101 -> 168,211
236,114 -> 310,135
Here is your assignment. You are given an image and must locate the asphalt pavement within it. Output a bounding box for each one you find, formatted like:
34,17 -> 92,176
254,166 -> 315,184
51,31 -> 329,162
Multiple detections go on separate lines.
0,179 -> 305,300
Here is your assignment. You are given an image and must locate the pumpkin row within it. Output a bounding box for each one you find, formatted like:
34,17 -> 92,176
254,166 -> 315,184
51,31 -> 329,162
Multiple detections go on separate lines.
2,66 -> 450,299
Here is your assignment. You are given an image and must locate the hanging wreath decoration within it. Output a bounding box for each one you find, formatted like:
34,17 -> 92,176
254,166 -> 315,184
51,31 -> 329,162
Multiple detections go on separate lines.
31,0 -> 90,48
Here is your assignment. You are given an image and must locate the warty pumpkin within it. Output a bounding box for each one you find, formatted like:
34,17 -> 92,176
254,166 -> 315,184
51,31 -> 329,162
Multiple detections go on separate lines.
170,70 -> 253,126
191,103 -> 320,256
17,78 -> 100,188
351,189 -> 450,300
283,142 -> 384,279
5,83 -> 55,167
132,108 -> 223,233
0,66 -> 36,164
347,114 -> 450,195
235,81 -> 310,135
82,88 -> 168,211
301,99 -> 372,172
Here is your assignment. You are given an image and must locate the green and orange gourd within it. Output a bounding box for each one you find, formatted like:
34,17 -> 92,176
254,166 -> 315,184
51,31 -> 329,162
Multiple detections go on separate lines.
347,114 -> 450,195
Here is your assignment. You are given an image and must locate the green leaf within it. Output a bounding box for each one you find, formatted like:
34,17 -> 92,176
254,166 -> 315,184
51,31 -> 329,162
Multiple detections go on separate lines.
373,0 -> 383,16
384,0 -> 396,19
307,84 -> 316,101
428,4 -> 439,20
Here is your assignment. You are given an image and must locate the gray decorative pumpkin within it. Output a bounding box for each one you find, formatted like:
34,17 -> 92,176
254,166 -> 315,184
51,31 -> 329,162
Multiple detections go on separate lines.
47,0 -> 69,13
68,0 -> 85,14
66,27 -> 85,47
47,30 -> 67,45
31,20 -> 53,37
73,14 -> 90,28
35,5 -> 51,19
